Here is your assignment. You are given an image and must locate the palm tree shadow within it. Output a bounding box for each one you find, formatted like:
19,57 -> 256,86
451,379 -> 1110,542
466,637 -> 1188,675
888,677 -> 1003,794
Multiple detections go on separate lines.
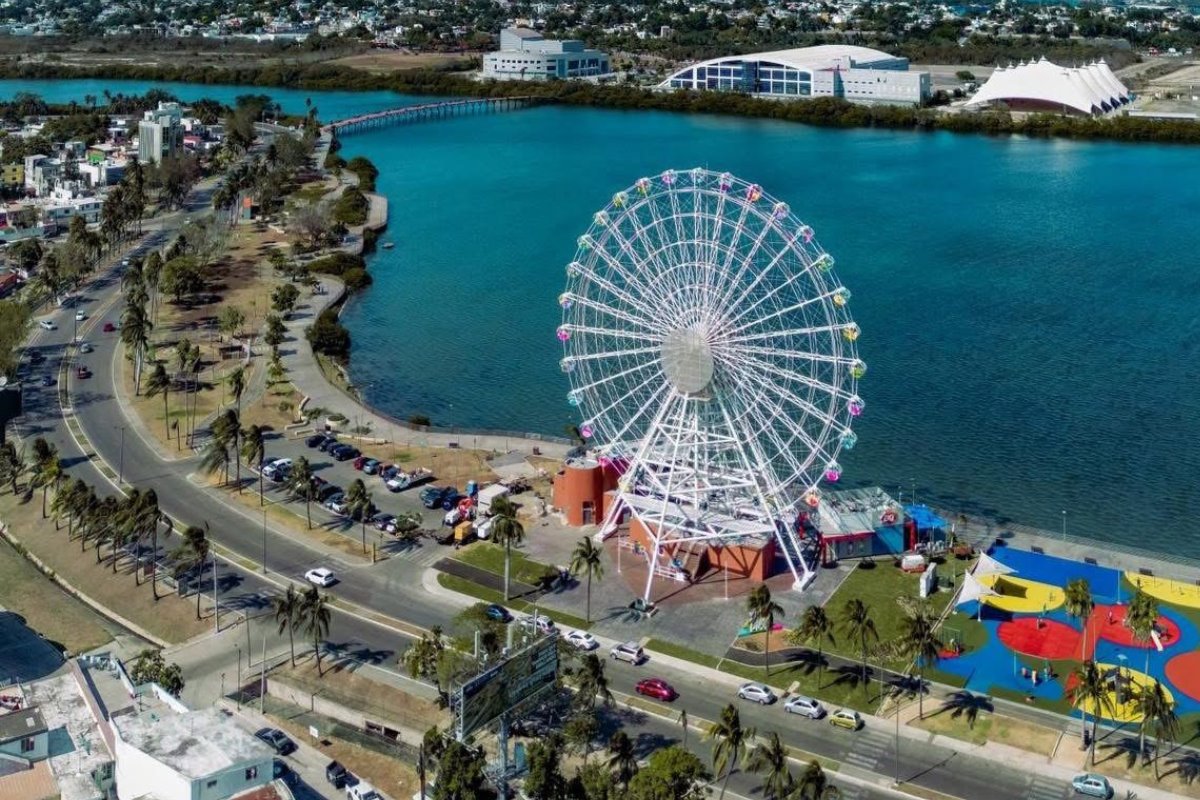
829,663 -> 876,693
1095,735 -> 1141,770
1164,749 -> 1200,784
937,690 -> 994,730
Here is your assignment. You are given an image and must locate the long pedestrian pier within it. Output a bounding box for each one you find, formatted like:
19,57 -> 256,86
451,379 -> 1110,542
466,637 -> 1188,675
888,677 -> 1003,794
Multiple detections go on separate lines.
323,96 -> 541,135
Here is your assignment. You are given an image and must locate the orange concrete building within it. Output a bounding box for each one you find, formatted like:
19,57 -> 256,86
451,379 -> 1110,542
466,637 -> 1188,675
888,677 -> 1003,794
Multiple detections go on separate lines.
551,456 -> 620,526
626,517 -> 777,582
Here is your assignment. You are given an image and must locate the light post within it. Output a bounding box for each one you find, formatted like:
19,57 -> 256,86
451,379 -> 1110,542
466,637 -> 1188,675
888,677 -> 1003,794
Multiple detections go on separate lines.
1062,510 -> 1067,542
262,504 -> 268,574
234,644 -> 241,707
212,551 -> 219,634
118,426 -> 126,484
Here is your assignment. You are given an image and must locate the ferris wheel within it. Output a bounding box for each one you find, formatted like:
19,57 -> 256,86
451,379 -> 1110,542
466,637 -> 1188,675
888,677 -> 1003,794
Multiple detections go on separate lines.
557,168 -> 865,600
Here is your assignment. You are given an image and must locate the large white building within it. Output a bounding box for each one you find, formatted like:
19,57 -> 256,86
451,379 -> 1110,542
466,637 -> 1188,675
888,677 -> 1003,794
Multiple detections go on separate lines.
137,102 -> 183,165
659,45 -> 931,105
965,57 -> 1130,116
483,27 -> 611,81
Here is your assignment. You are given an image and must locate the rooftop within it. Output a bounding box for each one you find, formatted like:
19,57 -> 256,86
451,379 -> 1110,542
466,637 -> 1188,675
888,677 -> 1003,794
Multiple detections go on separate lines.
111,706 -> 272,779
24,671 -> 115,800
0,707 -> 46,743
816,487 -> 901,537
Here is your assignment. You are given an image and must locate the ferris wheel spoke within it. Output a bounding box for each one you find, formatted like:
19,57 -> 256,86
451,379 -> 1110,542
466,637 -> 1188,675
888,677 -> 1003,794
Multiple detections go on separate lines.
725,325 -> 856,348
723,362 -> 839,470
723,343 -> 854,372
569,294 -> 662,335
605,380 -> 675,447
710,206 -> 781,318
566,343 -> 663,364
726,347 -> 856,403
714,261 -> 829,339
569,353 -> 663,397
572,254 -> 665,324
568,324 -> 664,345
722,383 -> 813,494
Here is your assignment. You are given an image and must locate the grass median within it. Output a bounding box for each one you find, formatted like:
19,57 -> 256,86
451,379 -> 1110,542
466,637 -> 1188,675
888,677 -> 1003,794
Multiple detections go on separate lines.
436,573 -> 591,631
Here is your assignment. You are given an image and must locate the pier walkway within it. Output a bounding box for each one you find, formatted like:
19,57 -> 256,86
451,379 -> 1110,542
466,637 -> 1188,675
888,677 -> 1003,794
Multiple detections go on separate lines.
323,96 -> 540,135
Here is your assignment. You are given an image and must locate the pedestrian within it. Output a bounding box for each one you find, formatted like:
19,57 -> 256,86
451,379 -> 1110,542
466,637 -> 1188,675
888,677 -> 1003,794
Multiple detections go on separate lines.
1108,609 -> 1114,625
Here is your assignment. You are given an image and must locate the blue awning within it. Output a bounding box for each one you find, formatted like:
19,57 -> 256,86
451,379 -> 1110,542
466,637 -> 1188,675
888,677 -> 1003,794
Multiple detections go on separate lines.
904,504 -> 946,530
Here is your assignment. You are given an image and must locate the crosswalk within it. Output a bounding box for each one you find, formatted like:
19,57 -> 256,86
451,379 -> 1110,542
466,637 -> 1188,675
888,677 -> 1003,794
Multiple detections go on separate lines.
832,781 -> 864,800
386,542 -> 446,566
843,729 -> 893,771
1026,774 -> 1068,800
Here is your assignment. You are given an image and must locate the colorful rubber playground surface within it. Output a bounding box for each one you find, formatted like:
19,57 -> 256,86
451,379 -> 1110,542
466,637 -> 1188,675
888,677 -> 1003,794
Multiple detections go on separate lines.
939,546 -> 1200,723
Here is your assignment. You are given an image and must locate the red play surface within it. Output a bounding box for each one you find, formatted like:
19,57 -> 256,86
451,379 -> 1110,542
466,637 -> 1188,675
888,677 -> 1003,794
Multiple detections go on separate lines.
1090,604 -> 1180,649
998,618 -> 1082,660
1165,653 -> 1200,702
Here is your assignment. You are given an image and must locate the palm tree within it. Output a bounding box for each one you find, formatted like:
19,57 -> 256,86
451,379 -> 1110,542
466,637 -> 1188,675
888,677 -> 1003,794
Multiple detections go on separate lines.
0,441 -> 25,494
891,601 -> 942,719
300,586 -> 332,676
59,478 -> 90,539
706,704 -> 754,800
1071,660 -> 1116,766
226,366 -> 246,414
127,488 -> 172,598
200,432 -> 233,485
219,409 -> 242,489
747,731 -> 793,800
1063,578 -> 1094,659
31,438 -> 60,519
241,425 -> 266,505
570,536 -> 605,624
1134,680 -> 1176,768
144,362 -> 172,440
1127,588 -> 1159,677
790,760 -> 840,799
747,585 -> 785,677
606,730 -> 638,788
272,584 -> 302,666
284,457 -> 315,528
841,598 -> 879,695
574,653 -> 614,710
790,605 -> 837,689
402,627 -> 447,701
172,525 -> 211,620
345,479 -> 373,553
491,495 -> 525,601
120,302 -> 152,394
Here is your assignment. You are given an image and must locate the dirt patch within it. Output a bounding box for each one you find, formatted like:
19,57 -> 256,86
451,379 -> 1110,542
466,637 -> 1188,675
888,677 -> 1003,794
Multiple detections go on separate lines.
329,51 -> 477,73
273,658 -> 446,733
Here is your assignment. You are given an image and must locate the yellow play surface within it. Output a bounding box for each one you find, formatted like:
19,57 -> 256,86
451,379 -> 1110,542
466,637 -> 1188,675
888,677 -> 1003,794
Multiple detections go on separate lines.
979,574 -> 1065,613
1125,572 -> 1200,610
1074,664 -> 1174,724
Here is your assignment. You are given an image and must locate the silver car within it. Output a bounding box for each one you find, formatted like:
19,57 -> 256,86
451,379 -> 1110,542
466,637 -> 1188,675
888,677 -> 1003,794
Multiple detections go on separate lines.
610,642 -> 645,664
737,682 -> 777,705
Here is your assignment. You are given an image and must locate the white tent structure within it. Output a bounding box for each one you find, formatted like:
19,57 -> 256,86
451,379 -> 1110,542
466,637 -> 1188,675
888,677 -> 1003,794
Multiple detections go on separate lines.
966,57 -> 1130,116
973,551 -> 1015,578
956,570 -> 1000,609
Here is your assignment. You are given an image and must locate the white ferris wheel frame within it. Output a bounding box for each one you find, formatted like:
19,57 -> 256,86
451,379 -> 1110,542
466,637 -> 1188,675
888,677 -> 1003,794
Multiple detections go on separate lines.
558,168 -> 865,602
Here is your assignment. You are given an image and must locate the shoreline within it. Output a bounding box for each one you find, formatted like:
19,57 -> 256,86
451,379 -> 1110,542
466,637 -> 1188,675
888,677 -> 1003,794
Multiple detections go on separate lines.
3,62 -> 1199,146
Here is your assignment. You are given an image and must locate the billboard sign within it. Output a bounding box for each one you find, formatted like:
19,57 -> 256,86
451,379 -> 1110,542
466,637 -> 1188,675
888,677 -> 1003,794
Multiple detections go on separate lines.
455,635 -> 559,737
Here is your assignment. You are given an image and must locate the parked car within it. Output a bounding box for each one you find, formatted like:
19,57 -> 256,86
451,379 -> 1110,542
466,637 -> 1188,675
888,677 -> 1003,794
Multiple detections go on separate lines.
324,493 -> 348,514
485,604 -> 512,623
38,319 -> 56,331
783,695 -> 825,719
333,446 -> 360,462
352,455 -> 369,470
75,366 -> 91,379
372,513 -> 397,531
306,433 -> 331,448
262,458 -> 292,482
254,728 -> 296,755
318,436 -> 339,452
316,484 -> 343,503
40,375 -> 55,387
1071,773 -> 1112,798
347,782 -> 383,800
102,322 -> 116,332
737,682 -> 777,705
564,630 -> 598,651
829,709 -> 863,731
521,614 -> 557,636
610,642 -> 645,665
304,567 -> 337,587
75,311 -> 86,321
78,341 -> 93,354
27,350 -> 45,364
379,464 -> 399,481
421,486 -> 455,509
326,760 -> 349,788
636,678 -> 677,702
362,459 -> 381,475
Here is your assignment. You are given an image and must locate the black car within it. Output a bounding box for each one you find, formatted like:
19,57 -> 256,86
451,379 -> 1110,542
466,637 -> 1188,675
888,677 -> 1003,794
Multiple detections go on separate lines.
317,484 -> 343,502
318,436 -> 339,452
28,351 -> 45,364
40,375 -> 55,387
333,446 -> 361,462
421,486 -> 455,509
254,727 -> 296,755
306,433 -> 330,448
273,759 -> 294,784
326,760 -> 349,788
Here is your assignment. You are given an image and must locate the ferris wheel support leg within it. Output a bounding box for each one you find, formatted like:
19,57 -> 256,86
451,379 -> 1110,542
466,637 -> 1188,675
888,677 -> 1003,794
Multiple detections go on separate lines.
642,538 -> 662,607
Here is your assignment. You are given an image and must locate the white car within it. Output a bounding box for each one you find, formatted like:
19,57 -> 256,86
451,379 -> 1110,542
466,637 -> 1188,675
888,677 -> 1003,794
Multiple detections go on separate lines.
737,682 -> 777,705
262,458 -> 292,481
610,642 -> 645,664
521,614 -> 556,636
565,630 -> 598,651
324,494 -> 348,515
304,568 -> 337,587
78,341 -> 93,354
38,320 -> 56,331
783,695 -> 825,719
75,311 -> 86,321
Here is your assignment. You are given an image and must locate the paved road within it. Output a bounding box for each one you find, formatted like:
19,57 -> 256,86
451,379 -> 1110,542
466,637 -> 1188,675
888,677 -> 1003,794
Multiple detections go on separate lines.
12,165 -> 1083,800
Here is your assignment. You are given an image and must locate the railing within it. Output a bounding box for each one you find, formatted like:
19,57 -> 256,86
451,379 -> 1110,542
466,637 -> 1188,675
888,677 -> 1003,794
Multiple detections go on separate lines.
324,96 -> 541,135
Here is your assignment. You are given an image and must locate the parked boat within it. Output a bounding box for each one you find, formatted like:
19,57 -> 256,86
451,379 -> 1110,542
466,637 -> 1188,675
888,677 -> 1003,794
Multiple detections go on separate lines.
381,241 -> 395,249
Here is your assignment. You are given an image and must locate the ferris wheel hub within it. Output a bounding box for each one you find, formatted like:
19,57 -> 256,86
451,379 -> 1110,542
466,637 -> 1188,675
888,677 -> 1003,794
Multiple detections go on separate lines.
661,327 -> 714,395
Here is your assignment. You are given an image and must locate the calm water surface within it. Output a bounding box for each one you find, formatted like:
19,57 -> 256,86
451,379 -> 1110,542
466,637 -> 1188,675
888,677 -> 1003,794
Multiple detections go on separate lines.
7,80 -> 1200,554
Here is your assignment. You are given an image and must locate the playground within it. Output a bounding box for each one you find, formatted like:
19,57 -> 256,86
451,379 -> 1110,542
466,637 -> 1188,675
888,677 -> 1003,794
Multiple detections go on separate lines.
938,546 -> 1200,723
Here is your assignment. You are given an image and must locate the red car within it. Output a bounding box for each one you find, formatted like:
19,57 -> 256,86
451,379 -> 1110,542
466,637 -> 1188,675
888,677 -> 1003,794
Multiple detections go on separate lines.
102,322 -> 116,333
76,366 -> 91,379
635,678 -> 677,702
353,455 -> 369,471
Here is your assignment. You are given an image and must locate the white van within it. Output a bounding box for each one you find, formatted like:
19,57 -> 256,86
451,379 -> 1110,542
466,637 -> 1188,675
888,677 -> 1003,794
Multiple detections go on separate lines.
348,781 -> 383,800
38,320 -> 57,331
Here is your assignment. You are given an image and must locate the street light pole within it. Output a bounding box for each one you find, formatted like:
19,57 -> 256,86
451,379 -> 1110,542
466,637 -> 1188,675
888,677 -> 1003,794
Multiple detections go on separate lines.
235,644 -> 241,708
1062,510 -> 1067,542
118,426 -> 126,484
212,551 -> 219,634
262,504 -> 268,574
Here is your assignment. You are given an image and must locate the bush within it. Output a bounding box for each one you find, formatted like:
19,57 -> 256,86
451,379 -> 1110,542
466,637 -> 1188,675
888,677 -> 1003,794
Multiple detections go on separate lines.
332,186 -> 369,226
307,308 -> 351,358
307,252 -> 364,277
340,267 -> 372,291
346,155 -> 379,192
408,414 -> 431,427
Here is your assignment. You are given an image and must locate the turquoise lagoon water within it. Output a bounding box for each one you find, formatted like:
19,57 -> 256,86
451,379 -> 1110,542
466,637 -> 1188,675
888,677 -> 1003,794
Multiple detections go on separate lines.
5,80 -> 1200,552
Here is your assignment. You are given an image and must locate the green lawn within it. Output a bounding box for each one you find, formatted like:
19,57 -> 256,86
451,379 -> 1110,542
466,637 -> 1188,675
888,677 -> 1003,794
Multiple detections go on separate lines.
437,573 -> 591,631
645,638 -> 722,669
718,658 -> 886,714
452,542 -> 557,587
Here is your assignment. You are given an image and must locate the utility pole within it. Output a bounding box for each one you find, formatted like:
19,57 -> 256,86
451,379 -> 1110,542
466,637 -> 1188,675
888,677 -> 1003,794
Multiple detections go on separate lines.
260,627 -> 267,713
212,551 -> 219,633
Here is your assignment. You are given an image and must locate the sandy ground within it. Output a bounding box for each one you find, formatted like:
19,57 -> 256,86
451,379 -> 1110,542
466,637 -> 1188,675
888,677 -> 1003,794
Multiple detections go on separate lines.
911,63 -> 996,90
329,51 -> 478,73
